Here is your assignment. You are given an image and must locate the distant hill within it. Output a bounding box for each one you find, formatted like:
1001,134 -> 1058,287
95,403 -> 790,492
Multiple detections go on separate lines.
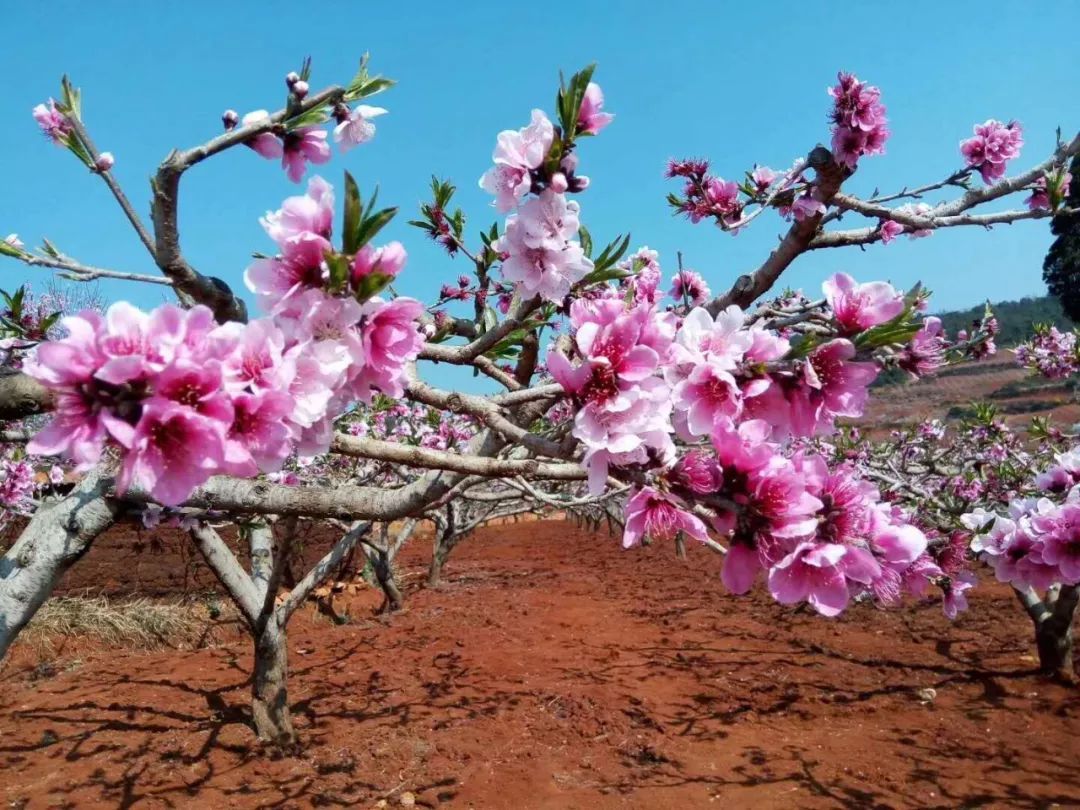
935,294 -> 1074,348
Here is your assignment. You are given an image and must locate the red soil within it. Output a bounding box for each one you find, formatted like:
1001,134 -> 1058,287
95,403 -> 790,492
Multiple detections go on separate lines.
2,520 -> 1079,809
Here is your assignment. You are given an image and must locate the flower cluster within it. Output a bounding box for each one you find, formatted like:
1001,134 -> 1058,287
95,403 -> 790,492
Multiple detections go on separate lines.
480,83 -> 607,304
665,160 -> 746,228
26,177 -> 424,505
966,461 -> 1080,590
545,266 -> 961,616
1014,324 -> 1079,379
960,119 -> 1024,184
827,72 -> 889,169
495,189 -> 593,304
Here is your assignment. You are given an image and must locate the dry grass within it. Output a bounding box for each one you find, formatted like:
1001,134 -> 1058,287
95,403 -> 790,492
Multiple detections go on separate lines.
21,596 -> 229,654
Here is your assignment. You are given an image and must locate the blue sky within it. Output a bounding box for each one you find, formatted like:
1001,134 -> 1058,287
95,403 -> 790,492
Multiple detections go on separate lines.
1,1 -> 1077,326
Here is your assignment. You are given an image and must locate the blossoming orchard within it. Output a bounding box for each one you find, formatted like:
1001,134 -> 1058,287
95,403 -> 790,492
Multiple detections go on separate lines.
1,51 -> 1079,772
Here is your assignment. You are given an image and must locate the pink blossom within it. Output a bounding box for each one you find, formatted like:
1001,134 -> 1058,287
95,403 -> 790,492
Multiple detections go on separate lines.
622,487 -> 706,549
899,316 -> 947,377
941,572 -> 976,620
669,270 -> 711,307
346,297 -> 424,401
222,391 -> 295,476
213,319 -> 296,395
32,99 -> 71,144
878,219 -> 904,244
791,192 -> 826,222
260,176 -> 334,246
244,231 -> 331,312
479,110 -> 555,212
803,338 -> 879,421
117,399 -> 226,506
282,126 -> 331,183
333,105 -> 387,152
1031,503 -> 1080,583
94,152 -> 115,172
496,190 -> 592,303
828,73 -> 889,168
578,83 -> 614,135
673,361 -> 742,436
351,241 -> 408,283
671,450 -> 722,494
823,272 -> 904,334
768,541 -> 878,616
960,119 -> 1023,185
751,166 -> 779,194
153,361 -> 234,427
241,110 -> 284,159
618,247 -> 661,304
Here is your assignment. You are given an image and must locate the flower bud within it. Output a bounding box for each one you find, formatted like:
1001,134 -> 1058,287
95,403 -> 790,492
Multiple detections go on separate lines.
550,172 -> 568,193
285,71 -> 301,88
94,152 -> 115,172
222,109 -> 239,130
291,80 -> 309,100
422,323 -> 437,339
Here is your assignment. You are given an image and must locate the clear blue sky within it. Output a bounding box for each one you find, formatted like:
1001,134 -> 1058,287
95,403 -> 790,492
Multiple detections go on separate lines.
1,1 -> 1077,324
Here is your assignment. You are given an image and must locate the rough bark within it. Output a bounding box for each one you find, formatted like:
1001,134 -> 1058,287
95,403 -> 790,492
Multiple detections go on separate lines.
251,621 -> 295,746
1015,585 -> 1080,677
0,470 -> 119,658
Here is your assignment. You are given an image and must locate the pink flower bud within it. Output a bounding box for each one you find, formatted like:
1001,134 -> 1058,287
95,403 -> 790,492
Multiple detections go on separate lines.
292,80 -> 309,100
550,172 -> 568,193
222,109 -> 239,130
285,71 -> 301,88
350,241 -> 408,283
94,152 -> 115,172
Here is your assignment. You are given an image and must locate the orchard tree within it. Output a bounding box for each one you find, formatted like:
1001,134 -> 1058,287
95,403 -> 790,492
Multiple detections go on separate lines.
0,58 -> 1076,747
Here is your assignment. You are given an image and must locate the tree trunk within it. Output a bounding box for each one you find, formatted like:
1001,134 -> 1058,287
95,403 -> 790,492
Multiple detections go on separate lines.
1016,584 -> 1079,678
428,543 -> 447,588
251,621 -> 296,746
365,543 -> 403,612
0,470 -> 119,659
1036,585 -> 1079,676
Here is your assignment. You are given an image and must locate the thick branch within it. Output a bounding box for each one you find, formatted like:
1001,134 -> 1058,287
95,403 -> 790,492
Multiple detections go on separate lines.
0,468 -> 120,658
189,524 -> 261,625
705,146 -> 848,314
277,521 -> 371,620
149,86 -> 345,322
330,433 -> 584,480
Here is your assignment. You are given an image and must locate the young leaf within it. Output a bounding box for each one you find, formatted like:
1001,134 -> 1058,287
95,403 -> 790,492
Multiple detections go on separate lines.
343,171 -> 362,254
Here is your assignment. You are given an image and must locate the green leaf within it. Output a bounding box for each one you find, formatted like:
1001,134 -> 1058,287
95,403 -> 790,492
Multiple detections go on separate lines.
353,271 -> 394,302
481,306 -> 498,334
284,106 -> 331,129
343,171 -> 362,254
579,225 -> 593,258
591,233 -> 631,274
325,251 -> 351,295
354,206 -> 398,249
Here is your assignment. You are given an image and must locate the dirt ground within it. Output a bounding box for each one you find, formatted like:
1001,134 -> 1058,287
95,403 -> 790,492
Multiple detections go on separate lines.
1,519 -> 1079,809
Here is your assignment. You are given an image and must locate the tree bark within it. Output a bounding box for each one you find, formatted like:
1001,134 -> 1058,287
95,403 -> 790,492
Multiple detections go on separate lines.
370,545 -> 404,612
1015,585 -> 1080,677
428,542 -> 448,588
0,469 -> 119,658
251,620 -> 295,746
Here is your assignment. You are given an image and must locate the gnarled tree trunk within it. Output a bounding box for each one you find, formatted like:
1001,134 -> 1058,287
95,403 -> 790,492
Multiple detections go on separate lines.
1015,584 -> 1080,678
251,621 -> 295,745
